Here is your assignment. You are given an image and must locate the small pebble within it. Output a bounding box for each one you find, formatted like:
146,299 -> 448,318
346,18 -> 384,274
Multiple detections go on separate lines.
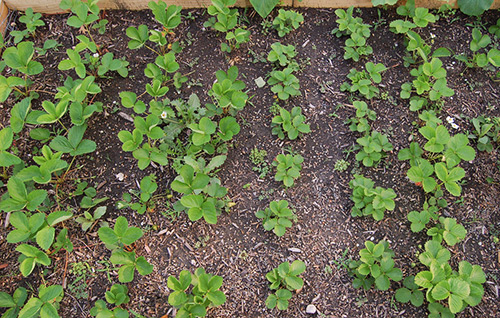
306,304 -> 317,314
116,173 -> 124,181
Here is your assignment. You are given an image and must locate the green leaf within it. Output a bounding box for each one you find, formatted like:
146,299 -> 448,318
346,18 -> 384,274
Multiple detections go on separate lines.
136,256 -> 153,275
0,292 -> 15,307
18,298 -> 43,318
168,290 -> 187,307
249,0 -> 279,18
39,285 -> 63,303
36,227 -> 55,250
395,288 -> 411,303
457,0 -> 493,16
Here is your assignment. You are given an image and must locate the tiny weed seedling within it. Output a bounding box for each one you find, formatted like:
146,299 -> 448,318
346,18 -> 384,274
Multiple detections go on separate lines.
255,200 -> 296,237
250,148 -> 269,179
334,159 -> 350,172
68,261 -> 94,299
266,260 -> 306,310
167,268 -> 226,317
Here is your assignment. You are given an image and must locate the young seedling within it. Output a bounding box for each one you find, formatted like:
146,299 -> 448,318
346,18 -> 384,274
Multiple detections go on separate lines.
349,175 -> 396,221
355,130 -> 393,167
268,68 -> 301,100
273,154 -> 303,187
255,200 -> 296,236
271,107 -> 311,140
167,268 -> 226,317
266,260 -> 306,310
90,284 -> 131,317
349,240 -> 403,291
272,9 -> 304,37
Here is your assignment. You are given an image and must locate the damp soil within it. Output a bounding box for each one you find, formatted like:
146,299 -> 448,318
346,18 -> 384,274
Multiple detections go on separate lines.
0,6 -> 500,318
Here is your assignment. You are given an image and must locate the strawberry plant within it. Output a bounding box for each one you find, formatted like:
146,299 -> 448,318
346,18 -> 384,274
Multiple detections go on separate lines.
273,154 -> 303,188
171,164 -> 228,224
349,240 -> 402,291
395,276 -> 424,307
109,250 -> 154,283
97,216 -> 154,282
345,101 -> 376,134
341,62 -> 386,99
75,206 -> 107,231
427,217 -> 467,246
90,284 -> 130,317
7,210 -> 72,252
98,216 -> 143,251
265,260 -> 306,310
414,240 -> 486,315
333,7 -> 372,61
17,284 -> 64,318
267,42 -> 298,70
208,66 -> 248,115
272,9 -> 303,37
0,41 -> 44,102
268,67 -> 301,100
355,130 -> 393,167
204,0 -> 249,53
117,174 -> 158,215
167,268 -> 226,317
0,287 -> 27,318
407,199 -> 440,233
10,8 -> 45,42
399,119 -> 475,197
0,127 -> 22,173
255,200 -> 296,237
455,28 -> 500,68
16,244 -> 51,277
349,175 -> 397,221
271,107 -> 310,140
468,115 -> 499,152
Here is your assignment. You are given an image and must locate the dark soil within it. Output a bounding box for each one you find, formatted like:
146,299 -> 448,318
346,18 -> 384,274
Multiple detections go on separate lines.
1,6 -> 500,318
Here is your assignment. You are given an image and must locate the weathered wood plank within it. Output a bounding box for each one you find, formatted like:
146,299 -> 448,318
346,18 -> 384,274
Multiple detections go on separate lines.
0,0 -> 9,35
2,0 -> 500,14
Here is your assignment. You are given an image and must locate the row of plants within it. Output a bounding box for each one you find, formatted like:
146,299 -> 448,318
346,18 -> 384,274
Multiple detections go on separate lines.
334,2 -> 495,317
0,0 -> 311,316
0,0 -> 499,317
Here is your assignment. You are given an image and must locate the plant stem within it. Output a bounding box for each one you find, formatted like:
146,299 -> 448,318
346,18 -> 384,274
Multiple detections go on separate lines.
145,45 -> 161,56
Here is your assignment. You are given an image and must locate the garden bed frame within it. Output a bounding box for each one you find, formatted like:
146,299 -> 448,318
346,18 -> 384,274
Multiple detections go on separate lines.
0,0 -> 499,34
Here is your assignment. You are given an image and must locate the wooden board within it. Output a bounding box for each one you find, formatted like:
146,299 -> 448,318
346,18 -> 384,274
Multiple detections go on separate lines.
2,0 -> 500,13
3,0 -> 292,12
0,0 -> 9,35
